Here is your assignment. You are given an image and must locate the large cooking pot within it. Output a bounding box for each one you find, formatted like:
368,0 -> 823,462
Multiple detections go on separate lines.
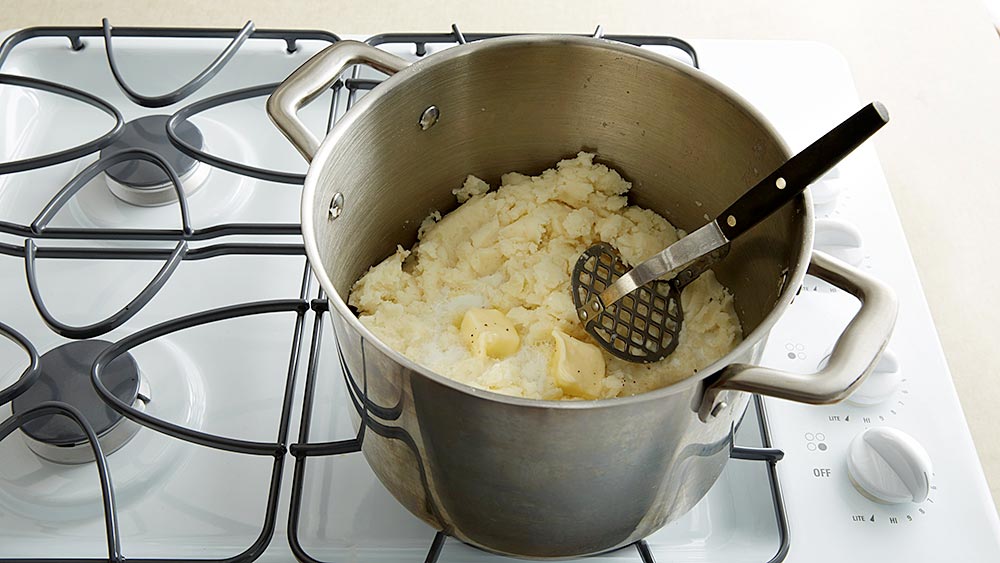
267,36 -> 897,558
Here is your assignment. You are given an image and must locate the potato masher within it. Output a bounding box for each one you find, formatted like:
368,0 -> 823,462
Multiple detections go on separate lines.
572,102 -> 890,363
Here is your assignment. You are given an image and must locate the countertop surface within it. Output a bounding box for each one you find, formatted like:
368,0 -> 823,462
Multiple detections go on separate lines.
3,0 -> 1000,508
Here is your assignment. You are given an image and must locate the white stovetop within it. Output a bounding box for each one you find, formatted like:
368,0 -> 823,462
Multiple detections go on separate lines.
1,0 -> 997,511
1,19 -> 999,563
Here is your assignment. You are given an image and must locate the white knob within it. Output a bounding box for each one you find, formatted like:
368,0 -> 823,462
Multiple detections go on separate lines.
814,218 -> 864,266
847,427 -> 932,504
847,349 -> 902,406
810,180 -> 842,215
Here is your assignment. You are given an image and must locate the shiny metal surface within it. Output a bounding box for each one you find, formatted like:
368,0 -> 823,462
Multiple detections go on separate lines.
106,160 -> 208,207
269,35 -> 895,557
584,101 -> 891,364
418,105 -> 440,130
572,242 -> 686,363
572,221 -> 730,363
23,378 -> 150,465
327,191 -> 344,220
267,40 -> 409,160
599,221 -> 729,306
700,250 -> 898,420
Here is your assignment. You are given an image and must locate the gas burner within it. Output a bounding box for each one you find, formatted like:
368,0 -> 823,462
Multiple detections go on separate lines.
102,114 -> 210,207
10,339 -> 150,464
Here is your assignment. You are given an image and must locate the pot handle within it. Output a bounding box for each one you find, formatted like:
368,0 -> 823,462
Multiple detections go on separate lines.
699,250 -> 898,421
266,40 -> 410,162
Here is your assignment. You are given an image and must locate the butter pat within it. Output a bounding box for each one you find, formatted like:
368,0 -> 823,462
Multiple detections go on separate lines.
550,329 -> 606,399
461,308 -> 520,359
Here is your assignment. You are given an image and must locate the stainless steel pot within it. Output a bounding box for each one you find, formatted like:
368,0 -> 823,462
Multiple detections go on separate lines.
267,36 -> 897,558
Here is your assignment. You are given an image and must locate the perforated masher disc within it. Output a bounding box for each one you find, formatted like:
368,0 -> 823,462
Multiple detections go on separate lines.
571,243 -> 683,363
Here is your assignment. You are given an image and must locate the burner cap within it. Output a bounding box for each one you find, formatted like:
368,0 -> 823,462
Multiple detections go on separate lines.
102,115 -> 208,206
11,340 -> 148,464
104,115 -> 202,187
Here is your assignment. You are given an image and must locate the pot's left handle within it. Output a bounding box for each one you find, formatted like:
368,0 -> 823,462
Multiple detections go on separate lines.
267,40 -> 410,162
699,250 -> 898,421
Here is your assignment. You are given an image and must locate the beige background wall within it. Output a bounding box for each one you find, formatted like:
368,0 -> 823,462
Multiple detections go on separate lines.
3,0 -> 1000,507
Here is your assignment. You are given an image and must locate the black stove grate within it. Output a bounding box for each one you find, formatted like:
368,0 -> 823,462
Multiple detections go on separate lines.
365,25 -> 700,68
164,82 -> 338,184
0,21 -> 337,340
0,23 -> 788,563
0,73 -> 124,175
0,20 -> 340,74
0,273 -> 314,563
0,21 -> 334,563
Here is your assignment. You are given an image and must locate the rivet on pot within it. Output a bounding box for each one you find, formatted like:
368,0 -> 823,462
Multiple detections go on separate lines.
419,106 -> 440,130
710,401 -> 728,418
328,192 -> 345,220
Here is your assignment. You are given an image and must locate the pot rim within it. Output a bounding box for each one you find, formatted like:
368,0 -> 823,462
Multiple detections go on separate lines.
301,34 -> 813,411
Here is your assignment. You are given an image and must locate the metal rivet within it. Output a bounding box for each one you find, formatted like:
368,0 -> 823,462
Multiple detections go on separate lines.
776,177 -> 787,190
726,215 -> 736,227
591,301 -> 601,311
711,401 -> 728,417
328,192 -> 344,220
580,310 -> 589,321
419,106 -> 439,130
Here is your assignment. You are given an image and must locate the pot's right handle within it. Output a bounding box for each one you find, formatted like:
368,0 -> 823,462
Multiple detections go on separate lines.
699,250 -> 898,421
266,40 -> 410,162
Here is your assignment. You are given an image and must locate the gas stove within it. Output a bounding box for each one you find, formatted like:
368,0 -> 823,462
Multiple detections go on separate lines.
0,22 -> 997,563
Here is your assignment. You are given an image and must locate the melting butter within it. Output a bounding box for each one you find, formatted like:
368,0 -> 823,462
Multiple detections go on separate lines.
461,308 -> 520,359
550,329 -> 606,399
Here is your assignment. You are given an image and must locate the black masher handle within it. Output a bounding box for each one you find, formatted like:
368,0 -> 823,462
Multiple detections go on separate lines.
717,102 -> 889,240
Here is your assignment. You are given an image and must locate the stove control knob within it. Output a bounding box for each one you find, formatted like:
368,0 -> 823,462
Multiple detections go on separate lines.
810,180 -> 842,215
848,427 -> 932,504
847,349 -> 902,406
814,218 -> 864,266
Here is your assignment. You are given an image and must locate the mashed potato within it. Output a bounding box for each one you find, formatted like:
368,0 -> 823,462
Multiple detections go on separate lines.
349,153 -> 741,400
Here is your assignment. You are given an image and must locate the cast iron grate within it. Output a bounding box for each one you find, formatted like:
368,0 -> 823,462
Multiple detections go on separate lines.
0,20 -> 336,563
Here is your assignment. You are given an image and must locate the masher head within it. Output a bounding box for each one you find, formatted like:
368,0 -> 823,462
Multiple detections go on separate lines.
571,243 -> 683,363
